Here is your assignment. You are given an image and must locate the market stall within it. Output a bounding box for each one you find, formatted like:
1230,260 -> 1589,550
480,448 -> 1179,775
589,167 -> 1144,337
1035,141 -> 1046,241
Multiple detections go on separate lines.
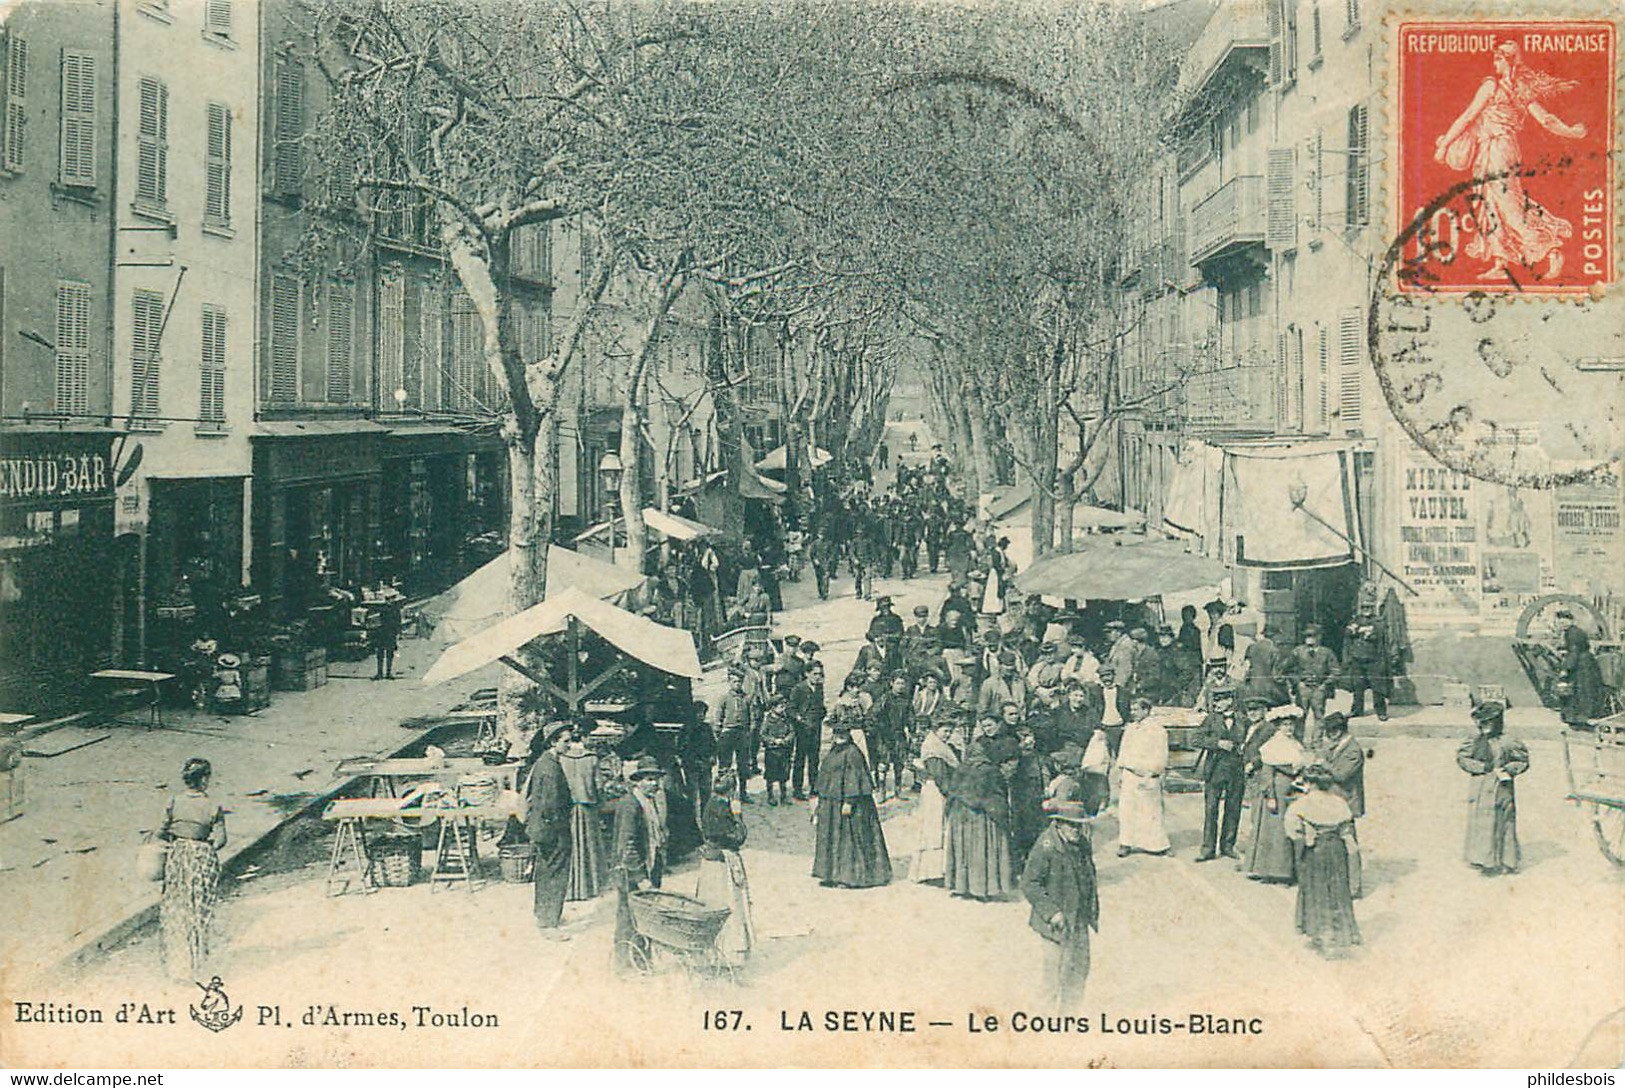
424,544 -> 648,644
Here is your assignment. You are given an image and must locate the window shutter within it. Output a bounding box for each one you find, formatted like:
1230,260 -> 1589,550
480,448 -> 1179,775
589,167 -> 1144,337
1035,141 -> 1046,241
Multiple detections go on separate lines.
200,305 -> 226,423
269,275 -> 300,402
1337,306 -> 1364,431
379,271 -> 404,405
136,76 -> 168,205
1267,0 -> 1284,84
1315,324 -> 1330,433
1266,146 -> 1296,249
452,292 -> 480,413
1310,1 -> 1323,56
273,55 -> 304,195
204,0 -> 232,37
1283,0 -> 1298,82
1345,104 -> 1369,228
54,282 -> 91,414
131,289 -> 165,417
58,51 -> 95,186
205,102 -> 231,224
3,33 -> 28,172
1345,0 -> 1360,32
326,284 -> 353,402
1307,129 -> 1323,232
419,284 -> 443,410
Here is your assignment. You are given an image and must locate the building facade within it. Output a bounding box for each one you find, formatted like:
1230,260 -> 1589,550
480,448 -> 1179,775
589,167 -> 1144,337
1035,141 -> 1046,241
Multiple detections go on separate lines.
1121,0 -> 1622,699
0,1 -> 121,709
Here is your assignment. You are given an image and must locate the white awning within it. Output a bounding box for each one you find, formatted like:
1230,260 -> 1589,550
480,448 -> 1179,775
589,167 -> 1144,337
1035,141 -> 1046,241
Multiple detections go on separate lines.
423,545 -> 646,643
422,586 -> 702,687
754,444 -> 832,472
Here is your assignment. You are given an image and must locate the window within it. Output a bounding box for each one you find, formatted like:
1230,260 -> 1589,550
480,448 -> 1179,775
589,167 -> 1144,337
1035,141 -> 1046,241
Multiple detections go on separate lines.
130,288 -> 165,417
418,282 -> 443,410
1266,146 -> 1296,249
272,54 -> 303,196
1345,104 -> 1369,228
200,304 -> 226,424
203,0 -> 232,39
1314,324 -> 1331,433
58,51 -> 96,187
1310,1 -> 1324,61
204,101 -> 231,227
1344,0 -> 1360,35
54,282 -> 91,414
1308,129 -> 1324,232
378,270 -> 404,405
1268,0 -> 1297,85
325,283 -> 353,402
513,223 -> 552,282
135,76 -> 168,209
269,274 -> 300,402
2,31 -> 27,172
450,292 -> 482,413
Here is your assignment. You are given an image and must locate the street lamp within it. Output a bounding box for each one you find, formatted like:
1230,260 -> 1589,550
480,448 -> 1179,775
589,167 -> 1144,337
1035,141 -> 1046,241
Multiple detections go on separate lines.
1288,480 -> 1418,596
599,451 -> 624,566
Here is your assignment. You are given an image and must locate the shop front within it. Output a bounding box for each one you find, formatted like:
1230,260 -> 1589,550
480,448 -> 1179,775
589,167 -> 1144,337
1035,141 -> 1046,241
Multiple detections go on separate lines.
0,428 -> 117,712
251,422 -> 386,620
380,426 -> 506,597
144,475 -> 251,673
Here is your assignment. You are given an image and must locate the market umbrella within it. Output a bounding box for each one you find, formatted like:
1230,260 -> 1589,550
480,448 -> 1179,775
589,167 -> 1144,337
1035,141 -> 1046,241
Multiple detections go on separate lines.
753,444 -> 832,472
424,545 -> 646,644
422,585 -> 702,689
1015,537 -> 1228,600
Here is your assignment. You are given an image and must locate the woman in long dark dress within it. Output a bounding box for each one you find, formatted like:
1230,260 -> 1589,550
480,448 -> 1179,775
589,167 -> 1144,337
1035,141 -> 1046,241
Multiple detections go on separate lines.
158,758 -> 227,981
812,720 -> 892,888
1284,765 -> 1361,956
1555,609 -> 1608,726
695,770 -> 754,966
943,727 -> 1016,900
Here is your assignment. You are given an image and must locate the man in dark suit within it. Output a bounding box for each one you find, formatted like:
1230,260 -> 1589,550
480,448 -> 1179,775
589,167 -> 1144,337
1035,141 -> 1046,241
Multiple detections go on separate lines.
1194,687 -> 1252,862
1317,711 -> 1366,897
525,720 -> 575,932
609,756 -> 668,970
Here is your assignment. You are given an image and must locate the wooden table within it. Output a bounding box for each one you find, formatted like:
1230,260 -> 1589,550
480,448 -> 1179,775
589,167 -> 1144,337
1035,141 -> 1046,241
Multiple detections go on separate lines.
333,756 -> 520,798
0,713 -> 35,729
320,796 -> 522,896
441,707 -> 500,747
88,670 -> 176,728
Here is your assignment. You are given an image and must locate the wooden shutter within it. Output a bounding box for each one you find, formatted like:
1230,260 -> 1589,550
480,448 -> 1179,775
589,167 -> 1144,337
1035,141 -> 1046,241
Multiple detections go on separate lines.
1346,104 -> 1368,228
1283,0 -> 1298,82
1307,129 -> 1323,232
419,283 -> 443,410
136,76 -> 167,205
58,51 -> 96,186
3,32 -> 28,172
131,288 -> 165,417
269,275 -> 300,402
378,270 -> 404,404
205,102 -> 231,224
1274,331 -> 1289,427
1310,0 -> 1323,57
1267,0 -> 1284,84
1345,0 -> 1360,31
200,304 -> 226,423
273,55 -> 303,195
1266,146 -> 1296,249
325,284 -> 353,402
1337,306 -> 1363,430
204,0 -> 232,37
1315,324 -> 1330,433
54,281 -> 91,414
452,292 -> 480,412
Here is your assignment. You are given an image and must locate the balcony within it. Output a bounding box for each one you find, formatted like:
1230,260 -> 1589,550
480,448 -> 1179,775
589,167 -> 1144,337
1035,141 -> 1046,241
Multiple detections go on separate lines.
1189,175 -> 1266,268
1180,360 -> 1279,436
1175,0 -> 1273,103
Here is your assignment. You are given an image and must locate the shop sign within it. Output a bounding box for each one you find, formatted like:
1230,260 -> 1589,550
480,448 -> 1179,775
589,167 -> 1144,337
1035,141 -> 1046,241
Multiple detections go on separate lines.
0,438 -> 113,505
1399,452 -> 1480,615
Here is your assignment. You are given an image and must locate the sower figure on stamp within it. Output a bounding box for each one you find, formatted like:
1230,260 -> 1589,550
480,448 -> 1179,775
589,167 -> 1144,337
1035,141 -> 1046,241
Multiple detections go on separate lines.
1020,800 -> 1099,1012
525,720 -> 576,934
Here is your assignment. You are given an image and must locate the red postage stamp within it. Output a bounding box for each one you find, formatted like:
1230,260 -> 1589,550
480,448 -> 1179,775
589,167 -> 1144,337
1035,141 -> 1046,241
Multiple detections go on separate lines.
1394,19 -> 1616,295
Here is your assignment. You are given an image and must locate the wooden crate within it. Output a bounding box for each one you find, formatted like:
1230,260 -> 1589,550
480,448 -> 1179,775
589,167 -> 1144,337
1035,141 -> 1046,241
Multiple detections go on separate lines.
274,647 -> 329,691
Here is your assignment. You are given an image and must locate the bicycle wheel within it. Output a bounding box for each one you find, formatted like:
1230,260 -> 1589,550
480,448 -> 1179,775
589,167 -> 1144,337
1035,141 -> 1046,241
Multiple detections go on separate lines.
1591,803 -> 1625,866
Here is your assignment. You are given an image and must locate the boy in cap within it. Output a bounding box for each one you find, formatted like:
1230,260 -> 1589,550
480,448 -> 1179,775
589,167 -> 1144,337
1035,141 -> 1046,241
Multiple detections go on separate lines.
609,756 -> 668,969
760,693 -> 797,806
1021,800 -> 1100,1011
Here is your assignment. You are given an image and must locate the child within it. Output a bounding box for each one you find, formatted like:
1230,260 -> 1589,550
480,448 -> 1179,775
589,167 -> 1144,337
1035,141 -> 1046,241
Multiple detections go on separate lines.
760,694 -> 796,806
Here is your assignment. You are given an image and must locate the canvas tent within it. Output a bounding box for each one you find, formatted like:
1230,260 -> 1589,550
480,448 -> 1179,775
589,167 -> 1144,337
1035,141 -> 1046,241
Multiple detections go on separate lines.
425,546 -> 646,643
1016,537 -> 1228,601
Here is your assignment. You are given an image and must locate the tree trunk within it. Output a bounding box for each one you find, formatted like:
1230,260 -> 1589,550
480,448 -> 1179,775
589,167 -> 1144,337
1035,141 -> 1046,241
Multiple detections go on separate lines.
618,374 -> 647,572
964,383 -> 995,503
1056,466 -> 1078,553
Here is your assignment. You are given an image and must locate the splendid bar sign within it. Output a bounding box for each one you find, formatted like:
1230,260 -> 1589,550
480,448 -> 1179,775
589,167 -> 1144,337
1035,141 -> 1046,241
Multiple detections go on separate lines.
0,437 -> 113,502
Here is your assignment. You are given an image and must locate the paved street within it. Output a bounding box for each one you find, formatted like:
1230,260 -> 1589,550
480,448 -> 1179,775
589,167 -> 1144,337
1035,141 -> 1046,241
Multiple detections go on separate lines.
0,632 -> 499,983
57,551 -> 1625,1069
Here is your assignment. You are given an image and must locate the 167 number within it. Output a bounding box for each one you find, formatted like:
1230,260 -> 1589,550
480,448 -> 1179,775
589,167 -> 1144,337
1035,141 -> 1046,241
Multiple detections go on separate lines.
704,1010 -> 746,1031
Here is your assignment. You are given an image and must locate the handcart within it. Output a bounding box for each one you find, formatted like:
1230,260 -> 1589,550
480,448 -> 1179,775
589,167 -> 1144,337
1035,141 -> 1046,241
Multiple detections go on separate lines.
1563,710 -> 1625,866
623,889 -> 736,982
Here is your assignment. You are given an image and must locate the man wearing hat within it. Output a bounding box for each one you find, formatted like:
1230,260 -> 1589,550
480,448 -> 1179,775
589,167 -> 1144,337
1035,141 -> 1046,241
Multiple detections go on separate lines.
525,720 -> 576,932
1457,700 -> 1530,876
1027,641 -> 1065,693
1105,621 -> 1136,693
715,668 -> 753,803
1342,598 -> 1392,721
905,604 -> 936,644
1193,687 -> 1251,862
609,756 -> 669,969
788,661 -> 827,801
1020,800 -> 1100,1011
1283,625 -> 1339,745
1316,712 -> 1365,896
978,649 -> 1028,717
867,596 -> 904,642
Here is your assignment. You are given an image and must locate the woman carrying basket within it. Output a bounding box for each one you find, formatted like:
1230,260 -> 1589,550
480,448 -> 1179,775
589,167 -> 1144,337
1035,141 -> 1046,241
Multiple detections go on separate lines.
695,770 -> 754,967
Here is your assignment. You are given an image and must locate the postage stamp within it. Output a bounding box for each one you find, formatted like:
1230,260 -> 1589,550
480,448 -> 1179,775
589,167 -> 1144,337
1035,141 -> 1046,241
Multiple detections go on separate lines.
1393,18 -> 1616,296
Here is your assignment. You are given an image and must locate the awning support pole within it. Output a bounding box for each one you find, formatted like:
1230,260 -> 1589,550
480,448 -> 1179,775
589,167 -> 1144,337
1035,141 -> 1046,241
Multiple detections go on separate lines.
1290,499 -> 1419,597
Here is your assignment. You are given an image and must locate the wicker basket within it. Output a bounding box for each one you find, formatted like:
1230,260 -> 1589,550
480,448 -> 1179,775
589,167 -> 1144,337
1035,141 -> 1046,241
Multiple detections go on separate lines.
368,833 -> 423,887
498,842 -> 535,883
628,890 -> 731,952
